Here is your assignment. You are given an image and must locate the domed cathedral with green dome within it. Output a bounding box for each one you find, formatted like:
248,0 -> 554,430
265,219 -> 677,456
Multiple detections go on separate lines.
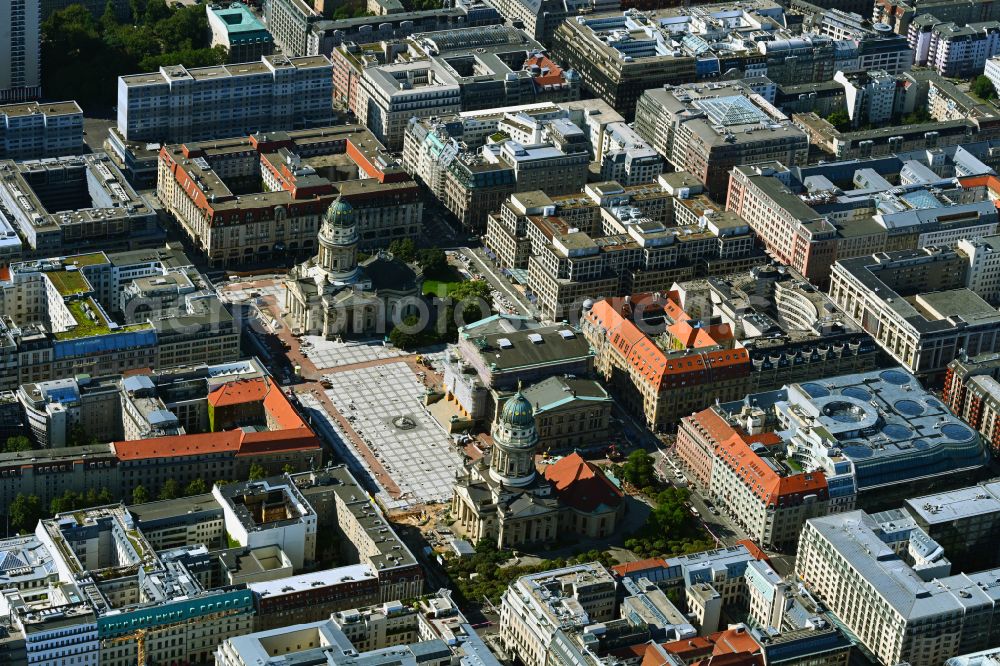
284,195 -> 423,338
451,389 -> 626,549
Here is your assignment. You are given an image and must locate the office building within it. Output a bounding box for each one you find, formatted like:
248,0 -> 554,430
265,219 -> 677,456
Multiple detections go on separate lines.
340,26 -> 580,150
874,0 -> 1000,36
499,563 -> 617,666
0,246 -> 239,390
726,157 -> 1000,285
440,315 -> 595,423
796,510 -> 1000,666
488,0 -> 618,44
0,153 -> 161,257
830,247 -> 1000,377
634,83 -> 809,200
311,0 -> 502,55
904,480 -> 1000,574
117,55 -> 333,143
215,591 -> 500,666
0,0 -> 41,103
157,125 -> 422,267
599,122 -> 662,186
0,101 -> 82,160
403,108 -> 590,232
206,2 -> 275,63
794,110 -> 992,161
485,180 -> 761,320
551,3 -> 911,119
909,17 -> 1000,77
834,69 -> 896,126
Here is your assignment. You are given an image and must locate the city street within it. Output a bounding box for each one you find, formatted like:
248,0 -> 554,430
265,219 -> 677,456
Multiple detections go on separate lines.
459,246 -> 537,319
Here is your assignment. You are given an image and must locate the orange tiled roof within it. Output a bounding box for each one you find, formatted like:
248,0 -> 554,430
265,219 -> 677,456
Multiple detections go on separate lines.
611,557 -> 666,577
239,427 -> 321,455
959,174 -> 1000,210
587,296 -> 750,391
263,385 -> 307,430
208,377 -> 270,408
522,54 -> 568,87
114,427 -> 321,461
736,539 -> 770,562
713,626 -> 762,656
543,452 -> 624,512
113,431 -> 242,460
668,319 -> 733,349
715,432 -> 828,507
688,408 -> 743,445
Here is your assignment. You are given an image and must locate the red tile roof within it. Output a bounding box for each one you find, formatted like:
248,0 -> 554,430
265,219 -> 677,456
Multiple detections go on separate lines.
713,626 -> 762,656
263,385 -> 308,430
114,377 -> 317,462
522,54 -> 569,87
959,175 -> 1000,210
611,557 -> 666,578
668,319 -> 734,349
114,431 -> 242,460
543,452 -> 624,512
736,539 -> 770,562
586,295 -> 750,392
715,432 -> 828,507
657,626 -> 762,664
208,378 -> 270,408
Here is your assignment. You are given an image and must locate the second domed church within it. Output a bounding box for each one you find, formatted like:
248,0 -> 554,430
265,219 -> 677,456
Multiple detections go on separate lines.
451,391 -> 626,549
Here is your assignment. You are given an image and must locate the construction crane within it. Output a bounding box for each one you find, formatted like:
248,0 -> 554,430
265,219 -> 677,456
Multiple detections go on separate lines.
102,607 -> 244,666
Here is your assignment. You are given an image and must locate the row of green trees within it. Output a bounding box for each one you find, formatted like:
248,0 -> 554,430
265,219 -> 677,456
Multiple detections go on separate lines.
5,462 -> 288,534
446,539 -> 617,605
42,0 -> 226,108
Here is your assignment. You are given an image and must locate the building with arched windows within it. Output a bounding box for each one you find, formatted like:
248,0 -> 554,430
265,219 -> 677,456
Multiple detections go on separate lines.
284,197 -> 422,338
451,392 -> 624,548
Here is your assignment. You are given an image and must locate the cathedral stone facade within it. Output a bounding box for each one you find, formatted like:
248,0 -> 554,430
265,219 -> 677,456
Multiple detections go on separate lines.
284,197 -> 422,338
451,392 -> 626,549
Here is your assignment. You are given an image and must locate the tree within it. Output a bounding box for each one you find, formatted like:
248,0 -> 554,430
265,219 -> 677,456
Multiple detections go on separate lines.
248,463 -> 267,481
4,436 -> 33,453
389,239 -> 417,262
9,494 -> 42,534
621,450 -> 657,489
416,248 -> 448,278
389,314 -> 431,350
185,478 -> 208,496
825,109 -> 851,131
282,464 -> 296,475
132,484 -> 150,505
450,280 -> 493,327
159,478 -> 179,500
973,75 -> 997,100
50,490 -> 81,516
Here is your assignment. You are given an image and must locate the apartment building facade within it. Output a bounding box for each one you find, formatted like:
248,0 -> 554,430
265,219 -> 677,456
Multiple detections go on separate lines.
117,55 -> 334,143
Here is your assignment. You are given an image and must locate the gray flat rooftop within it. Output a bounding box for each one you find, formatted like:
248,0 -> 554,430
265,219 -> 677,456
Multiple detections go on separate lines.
905,481 -> 1000,526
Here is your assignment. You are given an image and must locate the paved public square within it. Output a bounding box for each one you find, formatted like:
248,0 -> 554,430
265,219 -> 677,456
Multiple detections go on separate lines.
221,281 -> 286,304
321,362 -> 463,504
301,336 -> 407,369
